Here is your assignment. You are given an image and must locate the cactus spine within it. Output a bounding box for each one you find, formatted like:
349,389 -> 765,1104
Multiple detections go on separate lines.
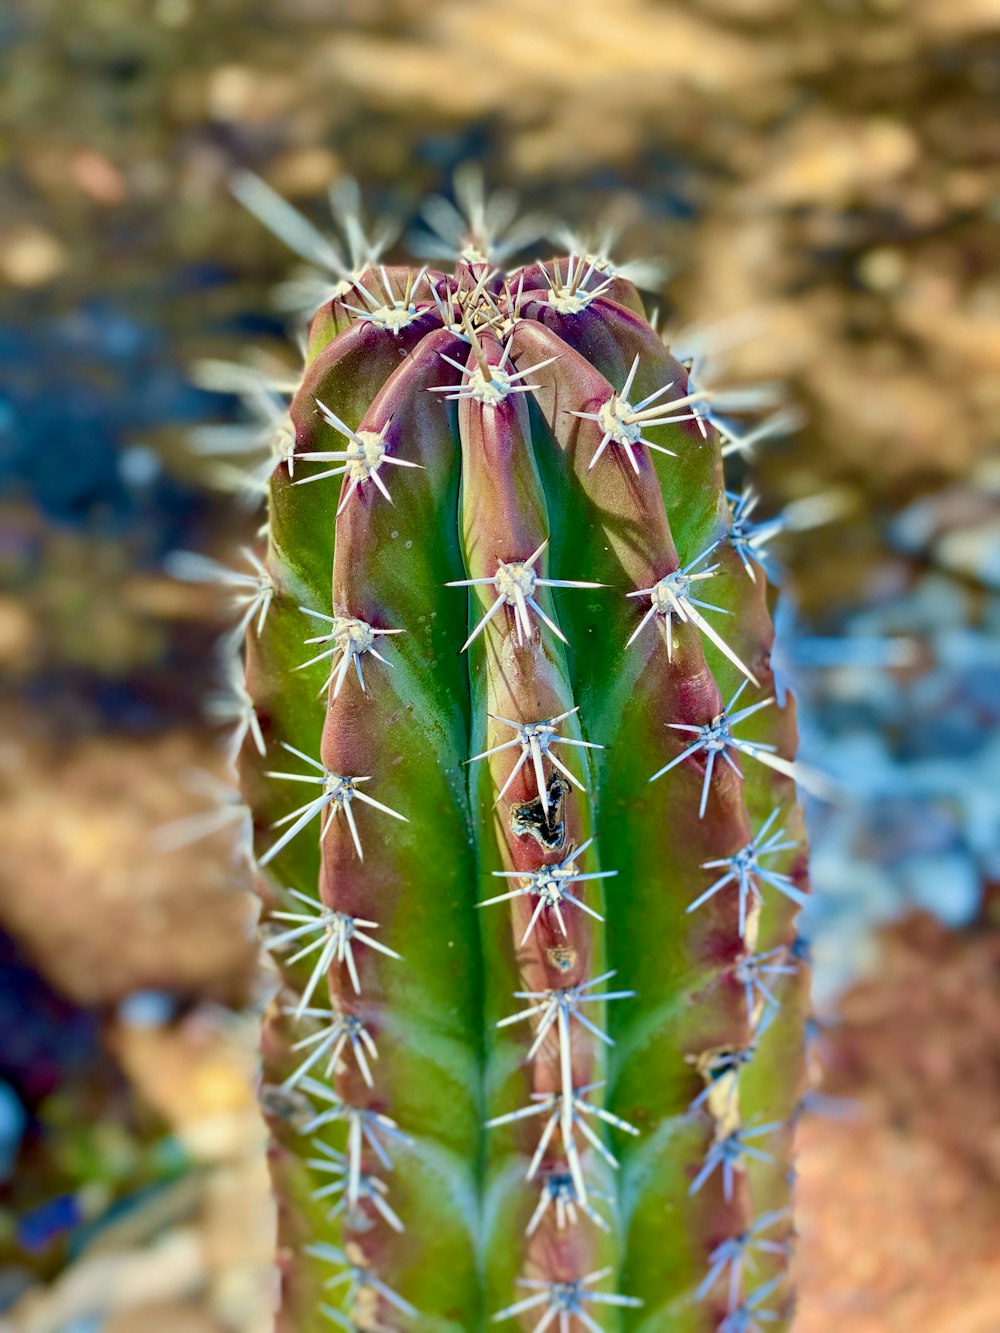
225,176 -> 811,1332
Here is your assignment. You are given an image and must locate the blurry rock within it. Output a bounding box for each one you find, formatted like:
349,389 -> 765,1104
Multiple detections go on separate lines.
753,114 -> 919,207
107,1011 -> 275,1333
809,351 -> 967,475
325,0 -> 767,147
201,1155 -> 275,1333
856,246 -> 906,294
915,0 -> 1000,36
69,151 -> 128,208
697,0 -> 798,17
267,148 -> 343,197
206,66 -> 296,124
7,1230 -> 206,1333
105,1303 -> 226,1333
108,1010 -> 259,1148
897,852 -> 983,928
24,534 -> 168,678
896,273 -> 1000,374
0,721 -> 257,1007
935,519 -> 1000,589
0,228 -> 68,288
0,600 -> 41,676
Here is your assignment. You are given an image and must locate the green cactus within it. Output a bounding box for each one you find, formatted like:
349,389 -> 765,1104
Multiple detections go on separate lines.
217,173 -> 811,1332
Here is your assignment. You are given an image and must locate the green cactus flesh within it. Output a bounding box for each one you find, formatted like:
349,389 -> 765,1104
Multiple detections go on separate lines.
236,216 -> 810,1332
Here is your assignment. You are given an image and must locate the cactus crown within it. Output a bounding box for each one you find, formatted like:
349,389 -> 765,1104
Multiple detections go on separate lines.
221,174 -> 810,1332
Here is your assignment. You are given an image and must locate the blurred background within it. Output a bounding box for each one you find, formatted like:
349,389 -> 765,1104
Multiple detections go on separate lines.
1,1 -> 998,1330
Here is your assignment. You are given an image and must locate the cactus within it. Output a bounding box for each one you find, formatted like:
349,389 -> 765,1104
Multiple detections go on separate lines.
218,173 -> 811,1332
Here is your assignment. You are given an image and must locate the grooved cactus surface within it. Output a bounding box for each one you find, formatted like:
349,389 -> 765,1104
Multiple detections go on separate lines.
231,185 -> 811,1333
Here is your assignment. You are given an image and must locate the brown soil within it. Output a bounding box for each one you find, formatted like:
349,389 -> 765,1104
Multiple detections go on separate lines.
0,712 -> 257,1008
795,914 -> 1000,1332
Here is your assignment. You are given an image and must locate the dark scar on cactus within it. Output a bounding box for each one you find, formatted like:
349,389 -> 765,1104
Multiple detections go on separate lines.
509,774 -> 570,849
259,1082 -> 312,1127
546,945 -> 577,973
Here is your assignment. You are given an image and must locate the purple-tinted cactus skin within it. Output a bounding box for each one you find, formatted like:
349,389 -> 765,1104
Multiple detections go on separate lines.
228,183 -> 811,1333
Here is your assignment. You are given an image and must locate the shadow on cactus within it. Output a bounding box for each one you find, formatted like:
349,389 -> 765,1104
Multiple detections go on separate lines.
216,171 -> 812,1332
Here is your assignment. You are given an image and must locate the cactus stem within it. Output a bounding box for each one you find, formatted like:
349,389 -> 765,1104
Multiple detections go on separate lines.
480,840 -> 613,945
295,608 -> 403,698
689,1123 -> 782,1202
688,809 -> 804,933
492,1266 -> 643,1329
284,1009 -> 379,1089
262,743 -> 407,866
695,1207 -> 792,1312
447,539 -> 605,651
528,1174 -> 612,1237
468,708 -> 603,812
625,541 -> 759,684
229,173 -> 814,1325
268,892 -> 401,1012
